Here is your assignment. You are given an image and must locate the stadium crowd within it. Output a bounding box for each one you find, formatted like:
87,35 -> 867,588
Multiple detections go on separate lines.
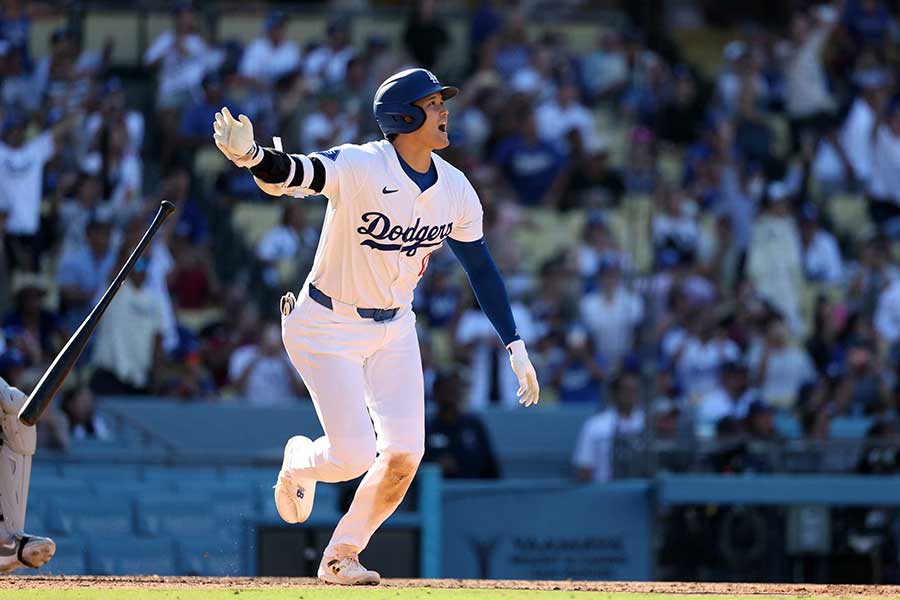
2,0 -> 900,479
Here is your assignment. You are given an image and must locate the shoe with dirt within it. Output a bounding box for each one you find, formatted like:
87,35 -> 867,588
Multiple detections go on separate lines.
0,534 -> 56,573
317,555 -> 381,585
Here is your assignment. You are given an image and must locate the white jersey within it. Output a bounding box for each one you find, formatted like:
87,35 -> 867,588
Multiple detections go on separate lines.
287,140 -> 484,309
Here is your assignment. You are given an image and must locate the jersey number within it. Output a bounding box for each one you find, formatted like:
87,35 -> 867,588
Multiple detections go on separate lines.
418,252 -> 433,277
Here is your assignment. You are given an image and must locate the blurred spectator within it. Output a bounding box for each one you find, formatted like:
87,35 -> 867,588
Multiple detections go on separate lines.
547,325 -> 607,404
744,399 -> 778,440
573,371 -> 645,482
167,233 -> 220,310
581,31 -> 629,103
60,383 -> 112,441
85,77 -> 144,159
492,106 -> 566,206
300,89 -> 358,153
0,111 -> 79,270
841,0 -> 893,55
747,183 -> 805,337
876,276 -> 900,348
536,82 -> 596,155
181,72 -> 243,153
580,262 -> 644,373
869,100 -> 900,228
90,257 -> 164,395
656,67 -> 707,145
304,20 -> 355,89
2,272 -> 63,370
403,0 -> 449,71
56,215 -> 115,333
455,290 -> 537,409
571,214 -> 629,282
783,5 -> 838,145
424,371 -> 500,479
256,203 -> 318,289
238,10 -> 301,92
560,137 -> 624,210
670,312 -> 740,401
799,203 -> 843,284
651,184 -> 712,268
227,321 -> 306,405
750,317 -> 816,410
832,339 -> 890,416
695,360 -> 757,438
839,66 -> 889,187
144,2 -> 222,165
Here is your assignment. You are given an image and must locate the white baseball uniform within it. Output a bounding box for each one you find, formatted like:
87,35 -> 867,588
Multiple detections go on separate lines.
279,139 -> 483,558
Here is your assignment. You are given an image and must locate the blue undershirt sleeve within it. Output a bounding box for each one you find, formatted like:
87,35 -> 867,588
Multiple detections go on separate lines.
446,237 -> 521,347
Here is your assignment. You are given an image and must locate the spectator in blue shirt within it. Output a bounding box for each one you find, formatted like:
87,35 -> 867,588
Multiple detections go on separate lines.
56,215 -> 115,333
492,107 -> 566,206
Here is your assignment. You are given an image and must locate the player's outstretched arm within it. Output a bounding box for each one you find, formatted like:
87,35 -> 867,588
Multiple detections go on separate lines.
447,238 -> 540,407
212,107 -> 327,198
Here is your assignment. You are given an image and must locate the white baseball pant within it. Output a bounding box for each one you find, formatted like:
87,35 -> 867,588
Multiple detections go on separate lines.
280,287 -> 425,559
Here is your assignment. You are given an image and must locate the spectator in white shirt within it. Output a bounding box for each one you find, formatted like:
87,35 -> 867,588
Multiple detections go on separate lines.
573,371 -> 645,482
875,277 -> 900,347
0,111 -> 80,270
671,312 -> 740,401
869,100 -> 900,228
304,20 -> 356,90
228,321 -> 306,406
839,68 -> 890,186
747,182 -> 806,338
750,317 -> 817,410
695,360 -> 758,439
798,203 -> 843,284
580,262 -> 644,372
784,5 -> 838,144
238,10 -> 302,124
144,2 -> 222,164
300,89 -> 359,153
535,81 -> 596,155
90,258 -> 164,395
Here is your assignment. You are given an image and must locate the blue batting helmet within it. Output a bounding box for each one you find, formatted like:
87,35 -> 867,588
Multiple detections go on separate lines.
373,68 -> 458,137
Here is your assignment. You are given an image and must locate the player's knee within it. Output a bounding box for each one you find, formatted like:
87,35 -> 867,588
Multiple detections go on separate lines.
330,437 -> 377,479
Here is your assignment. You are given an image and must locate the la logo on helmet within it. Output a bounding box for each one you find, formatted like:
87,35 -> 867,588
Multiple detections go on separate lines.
424,70 -> 439,85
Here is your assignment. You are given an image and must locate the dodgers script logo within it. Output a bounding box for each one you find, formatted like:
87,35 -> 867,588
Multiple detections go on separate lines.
357,211 -> 452,256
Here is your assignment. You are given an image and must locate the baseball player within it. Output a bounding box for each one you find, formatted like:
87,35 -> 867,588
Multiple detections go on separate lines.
0,376 -> 56,572
213,68 -> 539,585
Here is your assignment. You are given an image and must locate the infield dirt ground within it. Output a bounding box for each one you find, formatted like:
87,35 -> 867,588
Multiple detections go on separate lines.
2,577 -> 900,599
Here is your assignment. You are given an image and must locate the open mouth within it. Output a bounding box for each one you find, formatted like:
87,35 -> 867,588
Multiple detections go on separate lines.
438,123 -> 447,133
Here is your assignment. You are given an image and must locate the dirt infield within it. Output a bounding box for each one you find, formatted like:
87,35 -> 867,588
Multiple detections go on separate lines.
1,577 -> 899,596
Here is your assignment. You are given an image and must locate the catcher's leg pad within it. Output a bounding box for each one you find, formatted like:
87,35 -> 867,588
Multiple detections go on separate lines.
0,379 -> 35,536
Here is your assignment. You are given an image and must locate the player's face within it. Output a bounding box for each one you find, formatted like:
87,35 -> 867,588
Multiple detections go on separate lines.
413,93 -> 449,150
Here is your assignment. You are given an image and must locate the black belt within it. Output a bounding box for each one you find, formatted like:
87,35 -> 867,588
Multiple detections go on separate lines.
308,283 -> 399,322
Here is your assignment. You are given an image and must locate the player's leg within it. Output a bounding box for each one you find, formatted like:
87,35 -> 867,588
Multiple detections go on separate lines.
0,382 -> 55,572
275,298 -> 379,523
319,319 -> 425,584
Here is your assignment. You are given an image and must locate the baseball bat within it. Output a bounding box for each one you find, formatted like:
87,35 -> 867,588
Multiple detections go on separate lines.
18,201 -> 176,426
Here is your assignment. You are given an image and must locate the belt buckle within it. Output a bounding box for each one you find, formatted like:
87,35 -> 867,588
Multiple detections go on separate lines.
372,308 -> 395,322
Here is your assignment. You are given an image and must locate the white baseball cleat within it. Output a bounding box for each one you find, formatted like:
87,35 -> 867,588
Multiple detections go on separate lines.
273,435 -> 316,523
0,534 -> 56,573
317,555 -> 381,585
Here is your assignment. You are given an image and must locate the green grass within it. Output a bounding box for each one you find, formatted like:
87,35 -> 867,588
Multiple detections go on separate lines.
0,591 -> 863,600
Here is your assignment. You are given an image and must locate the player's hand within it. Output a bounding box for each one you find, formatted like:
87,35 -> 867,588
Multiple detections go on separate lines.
213,107 -> 262,167
507,340 -> 539,407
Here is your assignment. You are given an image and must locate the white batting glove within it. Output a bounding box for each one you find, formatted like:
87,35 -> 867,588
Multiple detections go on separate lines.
507,340 -> 540,407
213,107 -> 263,168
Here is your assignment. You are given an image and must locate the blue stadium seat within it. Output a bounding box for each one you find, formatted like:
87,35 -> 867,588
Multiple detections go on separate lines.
61,463 -> 142,482
142,466 -> 223,484
134,497 -> 214,537
29,479 -> 93,500
47,497 -> 134,538
87,537 -> 178,575
39,538 -> 87,575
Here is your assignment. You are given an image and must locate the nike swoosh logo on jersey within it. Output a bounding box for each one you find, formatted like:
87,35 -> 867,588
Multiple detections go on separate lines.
382,186 -> 399,194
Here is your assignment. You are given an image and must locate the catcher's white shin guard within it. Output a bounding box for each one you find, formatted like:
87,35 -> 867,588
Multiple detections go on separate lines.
0,377 -> 55,571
